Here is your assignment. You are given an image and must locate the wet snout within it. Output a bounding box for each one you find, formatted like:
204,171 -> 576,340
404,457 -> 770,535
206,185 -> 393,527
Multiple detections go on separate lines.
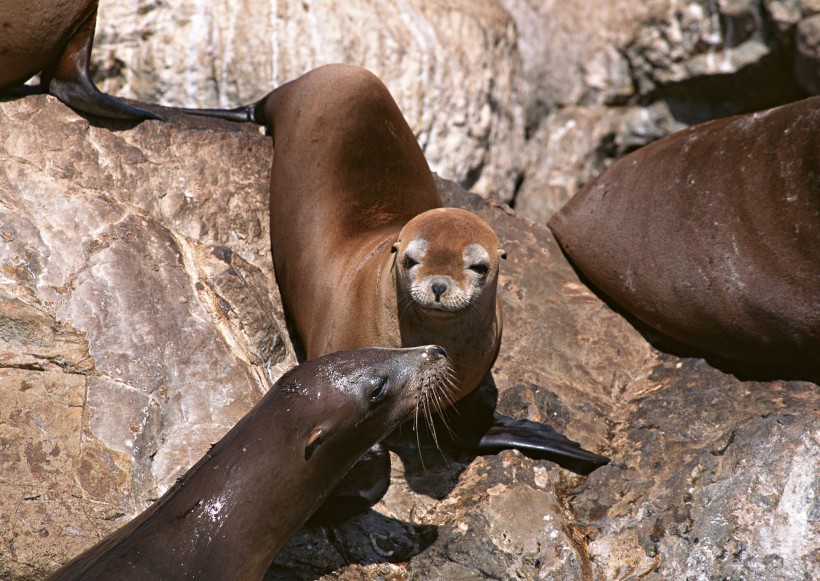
430,277 -> 450,302
422,345 -> 447,360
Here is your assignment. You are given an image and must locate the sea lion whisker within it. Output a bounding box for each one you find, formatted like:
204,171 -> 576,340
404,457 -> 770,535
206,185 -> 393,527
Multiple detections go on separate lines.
413,397 -> 428,471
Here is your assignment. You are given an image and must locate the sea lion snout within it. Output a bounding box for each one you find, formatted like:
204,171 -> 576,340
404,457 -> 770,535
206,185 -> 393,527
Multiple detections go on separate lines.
422,345 -> 447,360
431,279 -> 449,301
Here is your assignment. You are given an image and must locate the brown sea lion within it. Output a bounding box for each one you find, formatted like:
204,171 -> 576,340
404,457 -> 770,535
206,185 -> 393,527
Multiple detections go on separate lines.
549,96 -> 820,380
182,63 -> 609,521
0,0 -> 159,120
46,346 -> 451,580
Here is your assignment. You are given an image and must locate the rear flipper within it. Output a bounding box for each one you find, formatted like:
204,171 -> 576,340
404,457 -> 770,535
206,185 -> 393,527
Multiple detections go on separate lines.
43,3 -> 161,121
445,373 -> 610,475
48,75 -> 161,121
176,104 -> 261,123
461,412 -> 610,475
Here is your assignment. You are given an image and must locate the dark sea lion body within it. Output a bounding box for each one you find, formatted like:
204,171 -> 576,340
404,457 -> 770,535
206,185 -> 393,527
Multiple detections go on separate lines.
549,96 -> 820,378
0,0 -> 159,120
46,346 -> 451,580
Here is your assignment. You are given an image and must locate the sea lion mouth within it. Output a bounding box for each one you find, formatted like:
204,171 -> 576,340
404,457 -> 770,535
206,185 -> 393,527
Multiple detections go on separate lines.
412,302 -> 471,321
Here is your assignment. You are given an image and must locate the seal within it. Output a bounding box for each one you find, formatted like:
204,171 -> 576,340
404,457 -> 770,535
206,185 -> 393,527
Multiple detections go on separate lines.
0,0 -> 160,120
183,64 -> 609,520
46,345 -> 452,581
549,96 -> 820,380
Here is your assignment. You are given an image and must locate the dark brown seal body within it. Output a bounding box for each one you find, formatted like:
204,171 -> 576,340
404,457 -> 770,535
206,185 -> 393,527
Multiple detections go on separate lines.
549,96 -> 820,378
0,0 -> 159,119
46,345 -> 451,581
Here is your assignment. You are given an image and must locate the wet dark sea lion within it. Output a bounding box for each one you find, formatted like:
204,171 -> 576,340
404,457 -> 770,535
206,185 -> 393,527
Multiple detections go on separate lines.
549,96 -> 820,379
46,346 -> 451,580
0,0 -> 159,120
183,64 -> 609,520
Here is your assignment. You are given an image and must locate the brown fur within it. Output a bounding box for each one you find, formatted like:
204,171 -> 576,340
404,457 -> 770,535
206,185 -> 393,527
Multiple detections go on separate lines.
0,0 -> 159,119
0,0 -> 91,88
549,96 -> 820,377
263,64 -> 505,402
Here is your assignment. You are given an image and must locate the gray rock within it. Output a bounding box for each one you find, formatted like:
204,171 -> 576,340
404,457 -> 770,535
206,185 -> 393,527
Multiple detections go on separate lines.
0,96 -> 293,579
796,14 -> 820,92
1,96 -> 816,580
88,0 -> 819,226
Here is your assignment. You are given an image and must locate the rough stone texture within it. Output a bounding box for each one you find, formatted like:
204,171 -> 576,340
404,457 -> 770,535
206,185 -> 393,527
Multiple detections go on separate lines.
86,0 -> 820,223
503,0 -> 819,222
1,97 -> 816,579
93,0 -> 525,203
796,13 -> 820,93
0,96 -> 294,580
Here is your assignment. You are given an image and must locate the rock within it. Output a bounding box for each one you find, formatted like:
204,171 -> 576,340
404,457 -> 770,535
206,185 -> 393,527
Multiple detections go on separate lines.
503,0 -> 817,223
0,95 -> 293,579
88,0 -> 819,225
1,95 -> 817,580
796,14 -> 820,92
93,0 -> 525,203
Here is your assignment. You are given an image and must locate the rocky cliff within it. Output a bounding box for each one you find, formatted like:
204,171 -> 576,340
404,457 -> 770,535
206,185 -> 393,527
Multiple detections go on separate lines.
91,0 -> 820,220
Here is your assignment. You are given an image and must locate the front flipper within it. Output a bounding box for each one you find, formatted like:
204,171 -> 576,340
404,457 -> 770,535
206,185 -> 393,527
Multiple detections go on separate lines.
464,412 -> 610,475
308,442 -> 391,525
444,373 -> 610,475
43,2 -> 162,121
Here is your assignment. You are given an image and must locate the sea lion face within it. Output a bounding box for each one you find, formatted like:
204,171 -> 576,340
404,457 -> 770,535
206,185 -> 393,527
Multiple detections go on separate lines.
282,346 -> 453,461
392,208 -> 505,315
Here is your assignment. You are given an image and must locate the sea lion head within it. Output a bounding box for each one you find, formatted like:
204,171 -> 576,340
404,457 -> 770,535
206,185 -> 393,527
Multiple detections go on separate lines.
391,208 -> 506,316
281,345 -> 453,462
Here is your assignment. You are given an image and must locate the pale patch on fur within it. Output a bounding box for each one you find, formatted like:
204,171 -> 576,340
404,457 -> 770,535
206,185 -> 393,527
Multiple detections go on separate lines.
401,239 -> 492,312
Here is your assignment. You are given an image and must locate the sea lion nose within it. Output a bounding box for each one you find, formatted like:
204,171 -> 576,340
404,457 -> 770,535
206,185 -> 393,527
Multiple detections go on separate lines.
423,345 -> 447,360
431,282 -> 447,301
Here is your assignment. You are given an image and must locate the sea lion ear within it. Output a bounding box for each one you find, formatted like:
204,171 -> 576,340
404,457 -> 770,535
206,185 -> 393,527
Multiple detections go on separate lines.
391,243 -> 399,254
304,428 -> 324,460
498,249 -> 507,260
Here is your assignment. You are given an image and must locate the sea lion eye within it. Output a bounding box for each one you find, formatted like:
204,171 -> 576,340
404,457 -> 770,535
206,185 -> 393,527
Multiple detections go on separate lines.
369,376 -> 389,403
469,263 -> 489,276
403,255 -> 419,270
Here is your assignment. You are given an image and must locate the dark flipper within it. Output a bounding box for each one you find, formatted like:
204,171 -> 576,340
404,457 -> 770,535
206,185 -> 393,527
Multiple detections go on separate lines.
176,104 -> 261,124
308,442 -> 391,525
445,373 -> 610,475
464,412 -> 610,475
43,2 -> 161,121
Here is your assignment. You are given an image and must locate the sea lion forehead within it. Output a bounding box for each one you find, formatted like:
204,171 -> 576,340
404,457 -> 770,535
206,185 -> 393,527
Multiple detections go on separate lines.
400,208 -> 500,248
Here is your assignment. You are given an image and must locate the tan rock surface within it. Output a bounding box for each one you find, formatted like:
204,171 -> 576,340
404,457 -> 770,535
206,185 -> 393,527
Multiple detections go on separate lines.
0,96 -> 292,579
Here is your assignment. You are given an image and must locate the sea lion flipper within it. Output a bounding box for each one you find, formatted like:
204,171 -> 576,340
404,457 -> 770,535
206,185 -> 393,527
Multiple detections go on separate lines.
307,442 -> 391,525
42,4 -> 162,121
471,413 -> 611,476
175,103 -> 262,124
